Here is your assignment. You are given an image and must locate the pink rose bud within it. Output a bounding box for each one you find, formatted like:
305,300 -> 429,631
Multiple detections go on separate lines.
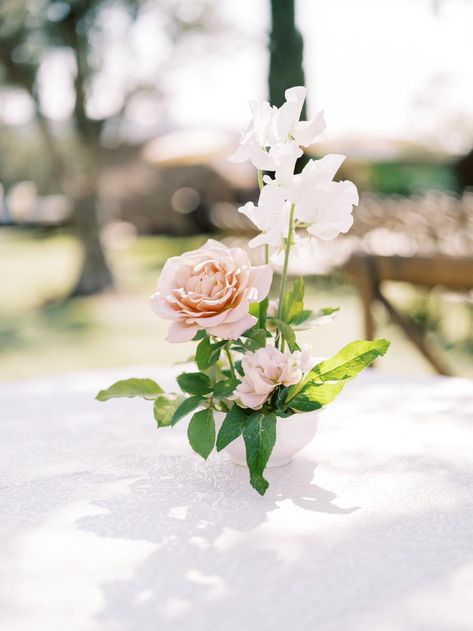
233,346 -> 312,410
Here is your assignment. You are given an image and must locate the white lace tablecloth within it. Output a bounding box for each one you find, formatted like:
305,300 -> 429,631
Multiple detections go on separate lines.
1,366 -> 472,631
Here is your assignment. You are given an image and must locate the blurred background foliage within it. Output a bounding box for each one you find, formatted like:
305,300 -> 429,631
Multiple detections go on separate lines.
1,0 -> 473,380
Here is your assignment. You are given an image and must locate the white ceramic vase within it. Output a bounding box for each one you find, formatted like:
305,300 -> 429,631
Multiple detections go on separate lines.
215,409 -> 320,468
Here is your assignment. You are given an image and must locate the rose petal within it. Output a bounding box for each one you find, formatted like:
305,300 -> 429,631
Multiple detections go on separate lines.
208,314 -> 257,340
166,321 -> 199,343
249,265 -> 273,301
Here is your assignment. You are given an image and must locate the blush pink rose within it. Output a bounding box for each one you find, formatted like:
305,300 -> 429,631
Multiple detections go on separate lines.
233,346 -> 312,410
150,239 -> 272,343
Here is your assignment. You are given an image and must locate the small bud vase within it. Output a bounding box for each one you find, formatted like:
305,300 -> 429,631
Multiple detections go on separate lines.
215,410 -> 320,468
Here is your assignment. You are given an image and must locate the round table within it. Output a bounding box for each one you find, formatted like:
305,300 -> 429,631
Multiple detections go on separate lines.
1,367 -> 472,631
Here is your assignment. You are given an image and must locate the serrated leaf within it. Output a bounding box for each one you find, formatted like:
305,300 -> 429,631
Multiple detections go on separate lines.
192,330 -> 206,341
177,372 -> 212,396
216,404 -> 249,451
171,395 -> 203,425
214,378 -> 240,398
96,378 -> 163,402
243,412 -> 276,495
311,339 -> 390,382
187,408 -> 215,459
153,393 -> 185,427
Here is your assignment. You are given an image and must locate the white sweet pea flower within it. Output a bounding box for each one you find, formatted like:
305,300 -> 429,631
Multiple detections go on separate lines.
288,154 -> 359,241
229,100 -> 277,171
305,180 -> 359,240
229,87 -> 326,172
270,235 -> 319,273
238,182 -> 290,248
273,86 -> 326,147
269,142 -> 303,186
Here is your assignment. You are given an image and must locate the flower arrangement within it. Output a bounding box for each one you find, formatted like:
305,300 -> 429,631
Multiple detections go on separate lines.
97,87 -> 389,495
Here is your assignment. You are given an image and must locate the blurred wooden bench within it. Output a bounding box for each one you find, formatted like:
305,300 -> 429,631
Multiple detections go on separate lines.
344,254 -> 473,375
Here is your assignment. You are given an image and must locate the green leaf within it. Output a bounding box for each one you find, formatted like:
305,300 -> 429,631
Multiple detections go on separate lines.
192,330 -> 206,341
187,408 -> 215,459
243,412 -> 277,495
289,381 -> 345,412
274,386 -> 288,410
284,276 -> 304,323
195,337 -> 226,370
177,372 -> 212,396
96,378 -> 163,402
285,339 -> 390,411
272,319 -> 298,352
241,326 -> 267,351
216,404 -> 249,451
171,395 -> 203,425
153,393 -> 185,427
292,307 -> 340,329
290,309 -> 314,327
214,378 -> 240,398
310,339 -> 390,382
249,302 -> 260,317
195,336 -> 212,370
258,297 -> 269,329
209,342 -> 227,362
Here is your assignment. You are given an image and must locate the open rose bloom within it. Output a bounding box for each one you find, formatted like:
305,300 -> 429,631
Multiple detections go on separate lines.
150,240 -> 272,342
97,87 -> 390,495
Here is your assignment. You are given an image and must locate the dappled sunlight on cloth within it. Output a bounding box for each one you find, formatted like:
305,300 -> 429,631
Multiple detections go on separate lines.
1,367 -> 472,630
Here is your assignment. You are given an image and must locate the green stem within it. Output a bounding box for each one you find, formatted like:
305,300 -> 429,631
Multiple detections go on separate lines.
277,203 -> 296,321
276,203 -> 296,351
257,170 -> 269,331
225,343 -> 236,379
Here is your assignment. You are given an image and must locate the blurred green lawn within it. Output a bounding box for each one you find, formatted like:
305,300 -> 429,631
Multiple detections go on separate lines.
0,229 -> 471,381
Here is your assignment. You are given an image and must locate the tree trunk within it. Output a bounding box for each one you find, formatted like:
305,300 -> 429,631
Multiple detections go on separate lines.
33,102 -> 113,298
269,0 -> 306,114
69,191 -> 113,297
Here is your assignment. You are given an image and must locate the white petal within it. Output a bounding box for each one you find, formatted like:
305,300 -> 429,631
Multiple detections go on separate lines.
238,201 -> 257,222
249,100 -> 275,145
292,110 -> 326,146
229,144 -> 252,163
284,85 -> 307,103
274,86 -> 306,140
250,146 -> 277,171
314,154 -> 346,181
271,142 -> 303,185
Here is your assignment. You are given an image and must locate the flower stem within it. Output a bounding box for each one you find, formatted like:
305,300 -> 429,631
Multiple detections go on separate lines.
277,203 -> 295,321
257,170 -> 269,331
276,203 -> 296,351
225,343 -> 236,379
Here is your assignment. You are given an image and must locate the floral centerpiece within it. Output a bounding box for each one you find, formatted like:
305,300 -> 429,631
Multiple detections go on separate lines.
97,87 -> 389,495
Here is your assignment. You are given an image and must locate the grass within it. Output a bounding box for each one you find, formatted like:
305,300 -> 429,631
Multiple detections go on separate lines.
0,228 -> 472,381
